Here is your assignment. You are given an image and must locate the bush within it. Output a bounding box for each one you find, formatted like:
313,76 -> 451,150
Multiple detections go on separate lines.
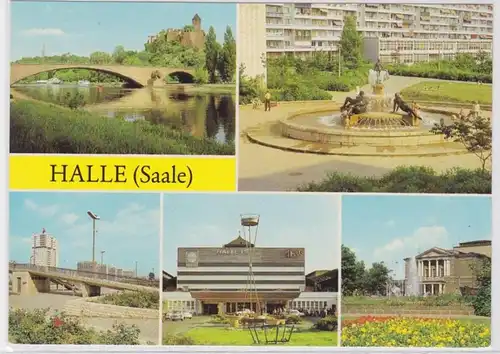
163,333 -> 195,345
9,308 -> 141,344
285,315 -> 302,324
193,67 -> 209,85
314,315 -> 338,331
299,166 -> 491,194
386,53 -> 492,83
10,100 -> 234,155
95,290 -> 159,309
210,314 -> 230,324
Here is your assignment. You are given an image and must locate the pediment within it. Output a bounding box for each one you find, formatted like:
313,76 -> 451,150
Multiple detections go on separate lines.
416,247 -> 451,259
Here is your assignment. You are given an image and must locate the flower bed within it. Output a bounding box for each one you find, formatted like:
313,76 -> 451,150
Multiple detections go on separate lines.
342,316 -> 490,347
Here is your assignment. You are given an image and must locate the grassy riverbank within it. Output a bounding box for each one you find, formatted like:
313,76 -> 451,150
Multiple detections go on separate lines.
10,100 -> 234,155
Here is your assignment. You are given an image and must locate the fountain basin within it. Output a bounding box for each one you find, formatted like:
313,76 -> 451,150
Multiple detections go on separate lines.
281,108 -> 451,147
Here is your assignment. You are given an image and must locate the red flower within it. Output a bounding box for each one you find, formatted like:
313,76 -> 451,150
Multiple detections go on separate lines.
53,317 -> 64,328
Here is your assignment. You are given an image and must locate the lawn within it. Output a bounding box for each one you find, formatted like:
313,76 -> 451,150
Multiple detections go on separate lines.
400,81 -> 492,105
166,327 -> 338,346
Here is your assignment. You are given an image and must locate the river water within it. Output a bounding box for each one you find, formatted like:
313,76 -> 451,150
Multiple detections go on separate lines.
13,84 -> 235,144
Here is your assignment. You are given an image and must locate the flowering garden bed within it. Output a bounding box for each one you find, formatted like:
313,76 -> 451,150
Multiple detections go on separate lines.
341,316 -> 490,347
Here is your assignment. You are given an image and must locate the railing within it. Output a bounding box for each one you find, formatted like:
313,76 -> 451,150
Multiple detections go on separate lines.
9,263 -> 158,287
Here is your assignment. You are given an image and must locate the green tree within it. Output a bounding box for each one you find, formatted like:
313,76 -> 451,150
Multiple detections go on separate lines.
218,26 -> 236,83
194,67 -> 209,84
89,51 -> 112,65
341,245 -> 366,296
363,262 -> 391,295
112,45 -> 127,64
471,257 -> 491,316
431,115 -> 492,172
339,15 -> 363,69
204,26 -> 221,83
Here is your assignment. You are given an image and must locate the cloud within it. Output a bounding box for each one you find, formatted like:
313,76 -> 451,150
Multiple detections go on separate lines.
21,28 -> 65,36
60,213 -> 79,225
372,225 -> 449,267
23,198 -> 59,218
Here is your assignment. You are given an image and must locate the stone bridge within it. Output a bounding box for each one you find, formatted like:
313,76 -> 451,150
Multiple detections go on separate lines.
10,63 -> 195,87
10,263 -> 159,297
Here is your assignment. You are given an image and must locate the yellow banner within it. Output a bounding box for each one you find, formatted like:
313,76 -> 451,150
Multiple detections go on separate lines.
9,155 -> 236,191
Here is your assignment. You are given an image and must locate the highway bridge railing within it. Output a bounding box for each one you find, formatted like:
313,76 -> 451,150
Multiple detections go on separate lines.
9,263 -> 159,287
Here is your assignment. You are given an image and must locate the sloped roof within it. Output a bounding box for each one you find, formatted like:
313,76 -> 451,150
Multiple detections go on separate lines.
224,235 -> 254,248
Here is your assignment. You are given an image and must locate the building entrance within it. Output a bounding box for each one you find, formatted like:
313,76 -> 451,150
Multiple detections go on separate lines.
202,303 -> 218,315
266,301 -> 287,314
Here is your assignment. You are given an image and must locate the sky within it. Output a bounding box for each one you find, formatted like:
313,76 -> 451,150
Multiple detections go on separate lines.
10,1 -> 236,60
163,193 -> 341,275
9,192 -> 161,276
342,195 -> 492,279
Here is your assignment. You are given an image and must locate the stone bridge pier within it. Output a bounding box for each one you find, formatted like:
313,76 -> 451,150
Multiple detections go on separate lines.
81,284 -> 101,297
12,271 -> 50,295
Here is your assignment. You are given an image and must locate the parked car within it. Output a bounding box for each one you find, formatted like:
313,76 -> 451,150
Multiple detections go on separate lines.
183,311 -> 193,319
170,311 -> 184,321
287,309 -> 305,317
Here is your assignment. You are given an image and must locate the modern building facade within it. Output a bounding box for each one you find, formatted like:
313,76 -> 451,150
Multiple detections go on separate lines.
404,240 -> 491,296
31,229 -> 58,267
239,3 -> 493,71
164,235 -> 338,315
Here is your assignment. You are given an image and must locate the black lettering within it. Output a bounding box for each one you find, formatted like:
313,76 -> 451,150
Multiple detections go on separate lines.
115,165 -> 127,183
69,165 -> 85,183
86,165 -> 99,183
140,165 -> 151,183
50,164 -> 68,182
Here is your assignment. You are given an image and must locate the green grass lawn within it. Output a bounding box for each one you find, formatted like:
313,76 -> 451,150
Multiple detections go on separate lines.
400,81 -> 492,105
171,327 -> 338,346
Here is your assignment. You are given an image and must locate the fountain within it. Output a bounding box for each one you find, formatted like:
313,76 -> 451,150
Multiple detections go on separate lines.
406,256 -> 420,296
246,65 -> 468,156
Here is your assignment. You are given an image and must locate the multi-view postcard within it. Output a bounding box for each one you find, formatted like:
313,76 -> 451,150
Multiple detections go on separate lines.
10,1 -> 236,156
238,3 -> 492,194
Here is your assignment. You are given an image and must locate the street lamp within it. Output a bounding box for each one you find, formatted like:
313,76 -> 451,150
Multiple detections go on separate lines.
100,250 -> 105,265
135,261 -> 138,277
87,210 -> 100,273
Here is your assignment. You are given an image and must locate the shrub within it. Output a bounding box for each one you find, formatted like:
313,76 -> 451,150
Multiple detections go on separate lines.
8,308 -> 141,345
314,315 -> 338,331
210,314 -> 230,324
299,166 -> 490,194
193,67 -> 209,85
163,333 -> 195,345
10,100 -> 234,155
285,315 -> 301,324
342,317 -> 490,347
95,290 -> 159,309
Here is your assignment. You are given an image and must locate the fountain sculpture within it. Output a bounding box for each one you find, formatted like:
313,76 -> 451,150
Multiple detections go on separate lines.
340,69 -> 421,130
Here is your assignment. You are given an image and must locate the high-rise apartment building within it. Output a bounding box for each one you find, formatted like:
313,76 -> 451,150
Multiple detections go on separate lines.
240,3 -> 493,73
31,229 -> 58,267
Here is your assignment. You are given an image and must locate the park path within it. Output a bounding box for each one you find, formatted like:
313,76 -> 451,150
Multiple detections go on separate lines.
238,76 -> 483,192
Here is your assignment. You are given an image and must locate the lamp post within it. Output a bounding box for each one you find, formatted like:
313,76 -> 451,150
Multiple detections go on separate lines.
100,250 -> 105,265
135,261 -> 138,277
87,210 -> 100,274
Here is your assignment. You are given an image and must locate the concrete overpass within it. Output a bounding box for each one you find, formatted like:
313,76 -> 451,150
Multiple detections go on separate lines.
10,63 -> 195,87
10,263 -> 159,297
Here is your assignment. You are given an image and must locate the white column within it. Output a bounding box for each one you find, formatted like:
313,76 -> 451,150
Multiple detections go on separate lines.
447,260 -> 451,276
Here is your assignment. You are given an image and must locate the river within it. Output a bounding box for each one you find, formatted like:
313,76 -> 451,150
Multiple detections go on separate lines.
12,84 -> 235,144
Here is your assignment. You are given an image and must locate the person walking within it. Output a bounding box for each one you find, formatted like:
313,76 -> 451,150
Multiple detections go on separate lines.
264,91 -> 272,112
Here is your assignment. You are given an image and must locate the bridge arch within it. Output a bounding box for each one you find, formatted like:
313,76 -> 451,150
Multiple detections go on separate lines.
10,65 -> 144,88
167,71 -> 195,84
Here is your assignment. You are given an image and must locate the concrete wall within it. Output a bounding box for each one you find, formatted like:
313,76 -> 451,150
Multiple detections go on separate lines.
238,4 -> 267,83
12,271 -> 50,295
64,297 -> 159,319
